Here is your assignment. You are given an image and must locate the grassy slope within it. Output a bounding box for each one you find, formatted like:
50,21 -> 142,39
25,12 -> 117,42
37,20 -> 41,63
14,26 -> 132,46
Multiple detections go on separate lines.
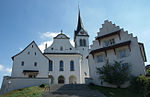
0,86 -> 45,97
88,85 -> 142,97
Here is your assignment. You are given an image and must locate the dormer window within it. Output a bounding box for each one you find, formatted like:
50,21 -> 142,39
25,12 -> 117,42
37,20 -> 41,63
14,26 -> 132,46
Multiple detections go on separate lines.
60,46 -> 63,51
104,39 -> 115,47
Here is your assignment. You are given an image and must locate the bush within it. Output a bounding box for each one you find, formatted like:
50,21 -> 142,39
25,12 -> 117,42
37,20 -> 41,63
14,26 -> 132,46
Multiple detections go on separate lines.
97,60 -> 131,88
39,83 -> 46,88
89,82 -> 96,86
130,75 -> 149,97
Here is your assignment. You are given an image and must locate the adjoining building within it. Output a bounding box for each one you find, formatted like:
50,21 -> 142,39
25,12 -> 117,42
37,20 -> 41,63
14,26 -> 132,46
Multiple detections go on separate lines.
87,20 -> 147,87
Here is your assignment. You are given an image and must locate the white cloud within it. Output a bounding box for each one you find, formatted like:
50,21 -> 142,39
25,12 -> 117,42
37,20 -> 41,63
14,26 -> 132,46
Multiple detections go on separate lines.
6,68 -> 12,73
38,31 -> 75,52
70,39 -> 75,47
0,64 -> 4,71
40,32 -> 59,39
38,41 -> 53,52
19,47 -> 23,51
0,64 -> 12,74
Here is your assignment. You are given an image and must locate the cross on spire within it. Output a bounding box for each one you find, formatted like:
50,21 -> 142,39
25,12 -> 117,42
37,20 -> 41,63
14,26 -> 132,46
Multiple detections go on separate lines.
61,29 -> 63,34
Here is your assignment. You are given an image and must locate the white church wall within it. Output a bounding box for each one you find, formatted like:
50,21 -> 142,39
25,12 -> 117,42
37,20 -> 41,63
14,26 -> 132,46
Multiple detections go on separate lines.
11,42 -> 49,78
45,54 -> 82,84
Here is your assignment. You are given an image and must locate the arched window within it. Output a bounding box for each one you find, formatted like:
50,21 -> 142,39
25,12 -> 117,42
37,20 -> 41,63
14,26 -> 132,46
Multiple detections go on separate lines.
60,60 -> 64,71
80,39 -> 83,46
49,60 -> 53,71
83,39 -> 86,46
70,61 -> 74,71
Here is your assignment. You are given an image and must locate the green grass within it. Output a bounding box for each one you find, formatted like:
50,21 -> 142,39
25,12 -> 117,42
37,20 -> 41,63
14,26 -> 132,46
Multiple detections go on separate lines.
88,85 -> 143,97
0,86 -> 45,97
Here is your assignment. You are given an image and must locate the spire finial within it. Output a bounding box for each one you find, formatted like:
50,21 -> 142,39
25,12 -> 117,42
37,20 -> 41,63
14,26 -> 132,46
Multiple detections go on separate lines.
78,2 -> 80,12
60,29 -> 63,34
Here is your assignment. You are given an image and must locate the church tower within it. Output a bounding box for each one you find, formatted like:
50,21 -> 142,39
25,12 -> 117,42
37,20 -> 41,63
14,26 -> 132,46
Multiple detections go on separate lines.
74,8 -> 89,83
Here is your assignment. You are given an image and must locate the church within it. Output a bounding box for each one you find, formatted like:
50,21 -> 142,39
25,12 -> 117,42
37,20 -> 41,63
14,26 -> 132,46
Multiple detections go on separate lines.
0,8 -> 147,94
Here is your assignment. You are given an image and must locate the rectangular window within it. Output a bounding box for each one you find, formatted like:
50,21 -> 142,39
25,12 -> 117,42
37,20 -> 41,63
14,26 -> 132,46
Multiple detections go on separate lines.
117,49 -> 129,58
97,55 -> 104,63
49,61 -> 53,71
104,39 -> 115,47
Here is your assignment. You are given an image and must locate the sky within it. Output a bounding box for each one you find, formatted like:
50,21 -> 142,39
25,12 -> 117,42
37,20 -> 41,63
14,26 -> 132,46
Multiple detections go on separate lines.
0,0 -> 150,87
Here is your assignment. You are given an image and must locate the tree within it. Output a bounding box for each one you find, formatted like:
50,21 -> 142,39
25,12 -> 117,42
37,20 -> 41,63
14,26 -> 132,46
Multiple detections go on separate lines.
147,67 -> 150,74
130,75 -> 149,97
97,60 -> 131,88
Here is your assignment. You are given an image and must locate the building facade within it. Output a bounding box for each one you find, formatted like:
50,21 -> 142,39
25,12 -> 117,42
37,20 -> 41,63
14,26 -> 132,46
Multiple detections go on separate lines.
0,9 -> 90,94
88,20 -> 147,87
0,10 -> 147,94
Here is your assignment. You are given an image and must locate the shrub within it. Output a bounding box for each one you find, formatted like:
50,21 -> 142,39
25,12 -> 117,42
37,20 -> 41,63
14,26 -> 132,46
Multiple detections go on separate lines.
130,75 -> 149,97
39,83 -> 46,88
97,60 -> 131,88
89,82 -> 96,86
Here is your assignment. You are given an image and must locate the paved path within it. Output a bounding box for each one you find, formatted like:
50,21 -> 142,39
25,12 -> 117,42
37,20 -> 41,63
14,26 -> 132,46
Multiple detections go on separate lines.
42,84 -> 106,97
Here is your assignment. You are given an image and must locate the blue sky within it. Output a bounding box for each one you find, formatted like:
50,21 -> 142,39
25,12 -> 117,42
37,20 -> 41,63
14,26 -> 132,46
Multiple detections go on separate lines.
0,0 -> 150,87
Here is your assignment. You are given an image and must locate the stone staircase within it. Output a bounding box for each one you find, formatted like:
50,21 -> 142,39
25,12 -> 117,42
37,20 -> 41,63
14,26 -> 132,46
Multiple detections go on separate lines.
43,84 -> 106,97
50,84 -> 90,91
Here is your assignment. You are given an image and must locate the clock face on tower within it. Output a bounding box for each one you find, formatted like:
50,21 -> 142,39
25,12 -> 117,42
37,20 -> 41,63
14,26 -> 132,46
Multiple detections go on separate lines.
80,31 -> 84,34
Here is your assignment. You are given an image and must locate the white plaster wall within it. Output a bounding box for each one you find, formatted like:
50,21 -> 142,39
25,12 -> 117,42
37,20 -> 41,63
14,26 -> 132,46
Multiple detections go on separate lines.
11,42 -> 49,78
89,21 -> 146,87
44,34 -> 79,54
45,54 -> 82,84
0,76 -> 50,95
75,36 -> 90,83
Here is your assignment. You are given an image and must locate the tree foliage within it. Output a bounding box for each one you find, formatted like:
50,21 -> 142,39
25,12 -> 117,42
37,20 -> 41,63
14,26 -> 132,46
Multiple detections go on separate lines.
97,60 -> 131,88
130,75 -> 149,97
147,67 -> 150,74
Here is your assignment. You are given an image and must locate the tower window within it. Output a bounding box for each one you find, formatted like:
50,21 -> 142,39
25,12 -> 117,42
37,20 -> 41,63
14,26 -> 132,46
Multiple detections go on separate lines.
28,52 -> 30,55
51,48 -> 53,50
80,39 -> 83,46
80,39 -> 86,46
21,61 -> 24,66
32,45 -> 33,48
34,62 -> 37,67
83,39 -> 86,46
35,52 -> 36,55
70,48 -> 72,50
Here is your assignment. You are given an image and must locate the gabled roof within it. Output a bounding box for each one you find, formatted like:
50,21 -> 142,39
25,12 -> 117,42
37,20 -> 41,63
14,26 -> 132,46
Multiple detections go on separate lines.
12,41 -> 50,61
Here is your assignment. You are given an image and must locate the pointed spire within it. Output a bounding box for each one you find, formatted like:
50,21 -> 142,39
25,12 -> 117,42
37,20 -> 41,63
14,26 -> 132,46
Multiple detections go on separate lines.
76,4 -> 84,32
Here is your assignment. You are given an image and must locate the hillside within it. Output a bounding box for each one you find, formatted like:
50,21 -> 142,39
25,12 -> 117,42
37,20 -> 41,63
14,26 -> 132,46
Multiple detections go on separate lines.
0,86 -> 44,97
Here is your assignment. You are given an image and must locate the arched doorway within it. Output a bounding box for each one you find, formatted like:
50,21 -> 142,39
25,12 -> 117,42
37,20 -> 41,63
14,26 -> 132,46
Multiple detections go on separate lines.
48,75 -> 54,84
69,75 -> 77,84
58,75 -> 65,84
